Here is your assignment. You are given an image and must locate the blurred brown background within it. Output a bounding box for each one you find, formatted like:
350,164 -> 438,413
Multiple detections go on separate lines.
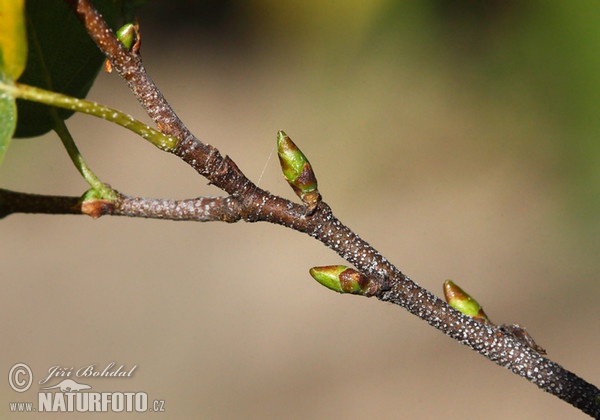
1,1 -> 599,418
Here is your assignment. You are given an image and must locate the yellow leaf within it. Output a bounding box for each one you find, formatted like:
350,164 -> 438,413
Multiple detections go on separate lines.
0,0 -> 27,80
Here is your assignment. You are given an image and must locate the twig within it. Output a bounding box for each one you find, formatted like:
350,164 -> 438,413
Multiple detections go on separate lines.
114,194 -> 242,223
0,189 -> 81,217
20,1 -> 594,416
0,189 -> 239,222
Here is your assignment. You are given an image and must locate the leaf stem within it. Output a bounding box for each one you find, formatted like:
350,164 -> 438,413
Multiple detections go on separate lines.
52,115 -> 115,199
0,80 -> 178,151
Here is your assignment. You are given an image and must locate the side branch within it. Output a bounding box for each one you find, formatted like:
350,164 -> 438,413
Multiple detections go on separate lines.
115,194 -> 242,222
66,0 -> 252,196
0,189 -> 241,222
0,189 -> 81,217
65,0 -> 191,143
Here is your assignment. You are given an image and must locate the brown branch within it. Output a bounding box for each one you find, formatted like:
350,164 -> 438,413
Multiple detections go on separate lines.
40,1 -> 600,417
0,189 -> 242,222
0,189 -> 81,218
114,194 -> 242,223
65,0 -> 250,196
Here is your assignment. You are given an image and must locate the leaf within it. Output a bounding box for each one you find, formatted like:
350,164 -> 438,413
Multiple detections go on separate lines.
14,0 -> 121,138
0,0 -> 27,80
0,0 -> 26,165
0,77 -> 18,166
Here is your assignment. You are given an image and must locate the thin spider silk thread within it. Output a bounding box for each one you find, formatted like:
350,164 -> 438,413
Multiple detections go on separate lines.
256,143 -> 276,188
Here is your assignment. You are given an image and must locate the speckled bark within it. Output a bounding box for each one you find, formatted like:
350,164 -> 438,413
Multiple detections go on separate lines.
114,194 -> 242,223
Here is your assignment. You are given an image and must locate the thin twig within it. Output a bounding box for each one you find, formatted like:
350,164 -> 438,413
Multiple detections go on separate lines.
0,189 -> 241,222
0,189 -> 81,218
25,1 -> 597,416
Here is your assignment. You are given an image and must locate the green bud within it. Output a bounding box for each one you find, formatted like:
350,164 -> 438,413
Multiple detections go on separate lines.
309,265 -> 372,295
277,130 -> 320,211
116,23 -> 139,51
443,280 -> 490,324
106,23 -> 141,73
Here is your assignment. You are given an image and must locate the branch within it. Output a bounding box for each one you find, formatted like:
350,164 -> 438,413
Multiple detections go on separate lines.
0,189 -> 82,217
36,1 -> 600,416
0,189 -> 240,222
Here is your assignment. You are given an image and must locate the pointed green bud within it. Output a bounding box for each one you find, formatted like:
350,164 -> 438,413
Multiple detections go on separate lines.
116,23 -> 140,52
309,265 -> 373,295
277,130 -> 321,212
443,280 -> 490,324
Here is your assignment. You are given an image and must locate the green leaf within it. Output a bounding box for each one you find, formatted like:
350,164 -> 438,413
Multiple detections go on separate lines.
0,76 -> 17,166
0,0 -> 26,165
14,0 -> 121,138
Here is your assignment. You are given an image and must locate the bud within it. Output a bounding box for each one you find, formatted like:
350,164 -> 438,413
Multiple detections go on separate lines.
105,22 -> 141,73
277,130 -> 320,212
443,280 -> 490,324
116,23 -> 141,52
309,265 -> 373,295
80,189 -> 113,219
